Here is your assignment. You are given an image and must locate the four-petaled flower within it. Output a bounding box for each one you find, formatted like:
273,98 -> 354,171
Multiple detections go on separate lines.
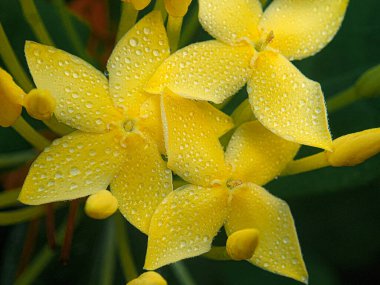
144,120 -> 308,283
146,0 -> 349,150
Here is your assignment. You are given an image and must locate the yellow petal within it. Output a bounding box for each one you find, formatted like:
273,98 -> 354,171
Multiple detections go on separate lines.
110,132 -> 172,234
19,130 -> 127,205
25,41 -> 121,132
137,95 -> 165,154
249,51 -> 332,150
107,11 -> 170,118
260,0 -> 349,60
196,101 -> 234,137
198,0 -> 262,44
145,185 -> 228,269
0,68 -> 24,127
161,91 -> 229,186
146,41 -> 254,104
226,121 -> 300,185
226,183 -> 308,283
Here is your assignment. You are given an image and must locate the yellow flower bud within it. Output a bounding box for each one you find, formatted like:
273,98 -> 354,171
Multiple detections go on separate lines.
226,228 -> 259,261
127,271 -> 167,285
0,68 -> 25,127
164,0 -> 192,17
85,190 -> 118,219
23,89 -> 56,120
326,128 -> 380,167
123,0 -> 151,10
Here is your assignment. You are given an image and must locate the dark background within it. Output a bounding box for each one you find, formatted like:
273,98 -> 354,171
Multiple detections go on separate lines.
0,0 -> 379,284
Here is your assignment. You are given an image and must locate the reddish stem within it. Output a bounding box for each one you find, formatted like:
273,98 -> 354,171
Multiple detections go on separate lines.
45,203 -> 56,249
60,199 -> 80,265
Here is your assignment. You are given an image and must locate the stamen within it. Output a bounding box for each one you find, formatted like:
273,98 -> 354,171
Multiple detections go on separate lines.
226,179 -> 243,189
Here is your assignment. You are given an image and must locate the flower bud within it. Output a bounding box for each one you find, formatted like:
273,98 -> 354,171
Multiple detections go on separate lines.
23,89 -> 56,120
226,228 -> 259,260
123,0 -> 151,10
326,128 -> 380,167
0,68 -> 25,127
164,0 -> 192,17
355,64 -> 380,98
127,271 -> 167,285
85,190 -> 118,219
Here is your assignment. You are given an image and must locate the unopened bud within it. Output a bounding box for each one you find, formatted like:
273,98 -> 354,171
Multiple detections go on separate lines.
226,228 -> 259,260
355,64 -> 380,98
127,271 -> 167,285
0,68 -> 25,127
326,128 -> 380,167
24,89 -> 56,120
123,0 -> 151,10
165,0 -> 192,17
85,190 -> 118,219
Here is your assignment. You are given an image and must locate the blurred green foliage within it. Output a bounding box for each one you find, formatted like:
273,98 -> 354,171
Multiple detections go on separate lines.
0,0 -> 379,284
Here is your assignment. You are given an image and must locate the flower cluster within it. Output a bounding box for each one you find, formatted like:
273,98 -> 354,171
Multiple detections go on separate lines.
1,0 -> 380,284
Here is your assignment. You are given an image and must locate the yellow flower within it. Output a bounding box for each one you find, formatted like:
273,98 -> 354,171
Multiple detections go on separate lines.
0,68 -> 25,127
127,271 -> 167,285
18,11 -> 233,234
164,0 -> 192,17
144,120 -> 308,283
19,12 -> 175,235
146,0 -> 350,151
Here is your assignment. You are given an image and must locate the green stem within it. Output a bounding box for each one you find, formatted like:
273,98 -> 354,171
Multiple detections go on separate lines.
114,214 -> 138,281
0,150 -> 36,169
52,0 -> 94,64
154,0 -> 167,19
0,23 -> 34,91
167,15 -> 183,52
281,152 -> 330,176
43,116 -> 74,137
0,189 -> 21,208
14,219 -> 68,285
326,87 -> 358,113
100,219 -> 116,285
12,117 -> 50,151
171,262 -> 197,285
202,246 -> 231,261
116,2 -> 138,42
20,0 -> 54,46
0,207 -> 45,226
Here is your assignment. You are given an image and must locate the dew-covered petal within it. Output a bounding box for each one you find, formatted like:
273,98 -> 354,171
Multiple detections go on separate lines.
225,183 -> 308,283
161,91 -> 229,186
107,11 -> 170,118
196,101 -> 234,137
249,51 -> 332,150
145,184 -> 228,269
25,41 -> 121,132
146,41 -> 254,104
110,132 -> 172,234
137,95 -> 165,154
198,0 -> 262,44
19,130 -> 127,205
226,121 -> 299,186
260,0 -> 349,60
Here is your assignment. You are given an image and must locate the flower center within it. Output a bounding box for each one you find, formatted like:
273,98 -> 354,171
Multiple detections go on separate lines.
123,119 -> 135,132
226,179 -> 243,189
255,31 -> 275,52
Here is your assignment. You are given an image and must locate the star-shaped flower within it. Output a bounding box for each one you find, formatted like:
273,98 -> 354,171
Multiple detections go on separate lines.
144,120 -> 308,283
18,11 -> 233,233
19,12 -> 175,234
146,0 -> 349,150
